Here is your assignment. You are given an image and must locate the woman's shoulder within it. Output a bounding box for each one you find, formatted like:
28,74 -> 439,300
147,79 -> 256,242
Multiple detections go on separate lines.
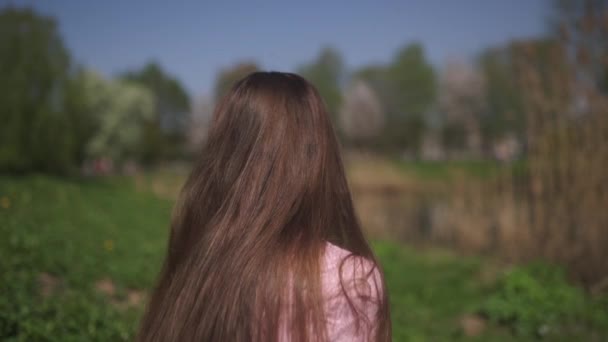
323,241 -> 378,271
322,241 -> 353,269
321,242 -> 384,341
321,241 -> 383,298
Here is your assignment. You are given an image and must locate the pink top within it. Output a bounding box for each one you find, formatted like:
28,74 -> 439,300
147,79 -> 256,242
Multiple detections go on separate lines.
280,242 -> 383,341
321,242 -> 383,341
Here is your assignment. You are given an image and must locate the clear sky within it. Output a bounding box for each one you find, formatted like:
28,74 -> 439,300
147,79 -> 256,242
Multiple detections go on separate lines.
7,0 -> 550,97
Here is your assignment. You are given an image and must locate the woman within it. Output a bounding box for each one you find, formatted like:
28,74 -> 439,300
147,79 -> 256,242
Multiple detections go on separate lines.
138,72 -> 391,341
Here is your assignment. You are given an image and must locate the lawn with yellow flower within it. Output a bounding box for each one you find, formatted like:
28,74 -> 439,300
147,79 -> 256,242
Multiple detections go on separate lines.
1,174 -> 607,341
0,175 -> 172,340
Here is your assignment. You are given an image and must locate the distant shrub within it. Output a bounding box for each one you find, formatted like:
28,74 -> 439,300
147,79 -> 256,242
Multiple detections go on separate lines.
481,262 -> 607,337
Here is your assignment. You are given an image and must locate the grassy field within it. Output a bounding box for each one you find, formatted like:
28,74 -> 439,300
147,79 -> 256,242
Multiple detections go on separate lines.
391,159 -> 520,181
1,175 -> 606,341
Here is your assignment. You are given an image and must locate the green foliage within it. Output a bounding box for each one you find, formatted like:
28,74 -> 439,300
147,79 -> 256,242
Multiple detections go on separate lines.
386,43 -> 437,118
481,262 -> 608,338
0,8 -> 190,172
442,120 -> 468,151
478,46 -> 524,146
63,69 -> 100,164
479,39 -> 567,150
213,62 -> 259,102
551,0 -> 608,94
123,62 -> 191,163
87,73 -> 155,162
0,7 -> 73,174
298,47 -> 344,128
65,70 -> 156,163
353,43 -> 437,153
382,114 -> 427,153
353,65 -> 389,97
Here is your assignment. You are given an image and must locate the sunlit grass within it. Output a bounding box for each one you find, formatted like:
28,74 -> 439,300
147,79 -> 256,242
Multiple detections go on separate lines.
392,159 -> 505,181
0,175 -> 605,341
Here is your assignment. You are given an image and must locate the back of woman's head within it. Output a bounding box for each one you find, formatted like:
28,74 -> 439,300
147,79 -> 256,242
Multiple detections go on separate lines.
138,72 -> 390,342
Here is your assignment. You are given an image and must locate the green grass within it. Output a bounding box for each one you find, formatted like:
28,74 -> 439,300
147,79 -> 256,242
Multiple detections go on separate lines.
393,159 -> 507,181
1,175 -> 606,341
0,175 -> 171,341
374,242 -> 608,341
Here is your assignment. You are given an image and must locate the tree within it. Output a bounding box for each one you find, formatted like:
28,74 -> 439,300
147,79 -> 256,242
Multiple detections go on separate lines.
214,62 -> 259,102
383,43 -> 437,153
353,65 -> 389,96
478,46 -> 524,150
550,0 -> 608,93
351,44 -> 437,154
298,47 -> 344,128
439,60 -> 485,155
386,43 -> 437,118
63,67 -> 104,164
123,62 -> 191,162
339,80 -> 384,148
353,65 -> 392,114
0,7 -> 73,173
72,70 -> 155,163
441,120 -> 467,152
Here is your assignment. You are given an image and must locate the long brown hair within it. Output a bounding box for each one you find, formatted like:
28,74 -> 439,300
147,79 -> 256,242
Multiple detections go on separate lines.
138,72 -> 391,341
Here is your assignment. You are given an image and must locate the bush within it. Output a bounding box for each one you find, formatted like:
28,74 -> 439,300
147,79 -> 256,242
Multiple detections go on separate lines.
481,262 -> 607,338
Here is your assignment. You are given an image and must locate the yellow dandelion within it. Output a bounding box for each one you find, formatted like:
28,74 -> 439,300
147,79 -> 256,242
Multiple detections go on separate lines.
103,239 -> 114,252
0,196 -> 10,209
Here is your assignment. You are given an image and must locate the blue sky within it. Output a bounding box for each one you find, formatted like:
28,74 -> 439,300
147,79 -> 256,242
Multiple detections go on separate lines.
7,0 -> 550,97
